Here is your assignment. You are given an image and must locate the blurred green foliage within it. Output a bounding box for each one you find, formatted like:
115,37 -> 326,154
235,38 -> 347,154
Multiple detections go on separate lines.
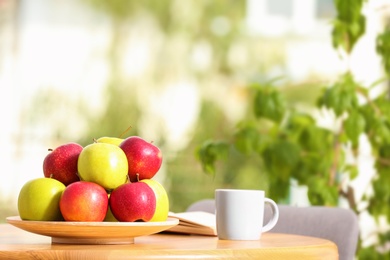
196,0 -> 390,258
332,0 -> 365,53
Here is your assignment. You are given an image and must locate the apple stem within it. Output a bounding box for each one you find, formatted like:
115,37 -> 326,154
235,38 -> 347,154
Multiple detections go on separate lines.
119,125 -> 132,138
93,138 -> 97,143
136,173 -> 140,182
48,148 -> 53,152
50,174 -> 53,178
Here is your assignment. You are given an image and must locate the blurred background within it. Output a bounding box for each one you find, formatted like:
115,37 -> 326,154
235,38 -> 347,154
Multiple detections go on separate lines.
1,0 -> 389,256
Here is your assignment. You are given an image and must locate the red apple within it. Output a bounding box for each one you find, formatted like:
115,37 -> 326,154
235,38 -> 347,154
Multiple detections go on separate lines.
43,142 -> 83,186
59,181 -> 108,221
109,182 -> 156,222
119,136 -> 163,182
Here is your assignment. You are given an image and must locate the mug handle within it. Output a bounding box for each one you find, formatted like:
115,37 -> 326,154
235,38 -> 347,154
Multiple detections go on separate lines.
262,198 -> 279,232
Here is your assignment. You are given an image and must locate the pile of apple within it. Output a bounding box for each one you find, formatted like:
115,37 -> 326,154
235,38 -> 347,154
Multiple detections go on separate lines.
17,136 -> 169,223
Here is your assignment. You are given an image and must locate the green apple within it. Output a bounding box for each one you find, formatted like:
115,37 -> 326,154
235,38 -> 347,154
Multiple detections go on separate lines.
141,179 -> 169,222
77,143 -> 128,190
18,178 -> 66,221
104,206 -> 118,222
96,136 -> 124,146
104,193 -> 118,222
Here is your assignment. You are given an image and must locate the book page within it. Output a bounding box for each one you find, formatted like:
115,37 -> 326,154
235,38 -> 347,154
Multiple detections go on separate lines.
167,211 -> 217,236
168,211 -> 216,228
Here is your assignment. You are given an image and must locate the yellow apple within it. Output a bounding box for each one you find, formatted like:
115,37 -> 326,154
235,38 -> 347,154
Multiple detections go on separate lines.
77,143 -> 128,190
141,179 -> 169,222
104,193 -> 118,222
104,205 -> 119,222
96,136 -> 124,146
18,178 -> 66,221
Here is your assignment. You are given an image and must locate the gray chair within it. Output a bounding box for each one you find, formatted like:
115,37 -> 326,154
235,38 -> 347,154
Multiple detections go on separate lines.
186,199 -> 359,260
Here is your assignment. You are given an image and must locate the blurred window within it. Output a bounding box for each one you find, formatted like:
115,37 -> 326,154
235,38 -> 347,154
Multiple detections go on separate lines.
267,0 -> 293,18
316,0 -> 335,19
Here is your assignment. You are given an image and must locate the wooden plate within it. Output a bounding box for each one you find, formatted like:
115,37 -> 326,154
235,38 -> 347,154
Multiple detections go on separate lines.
6,216 -> 179,245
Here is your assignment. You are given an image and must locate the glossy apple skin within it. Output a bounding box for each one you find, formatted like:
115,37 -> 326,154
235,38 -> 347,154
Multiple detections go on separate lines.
77,143 -> 128,190
109,182 -> 156,222
96,136 -> 124,146
18,178 -> 66,221
59,181 -> 108,222
43,142 -> 83,186
140,179 -> 169,222
119,136 -> 163,182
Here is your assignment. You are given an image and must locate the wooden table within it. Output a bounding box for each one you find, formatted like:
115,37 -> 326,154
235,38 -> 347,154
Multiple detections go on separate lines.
0,224 -> 338,259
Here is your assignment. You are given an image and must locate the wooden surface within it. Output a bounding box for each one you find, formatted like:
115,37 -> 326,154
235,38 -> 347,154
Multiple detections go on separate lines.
0,223 -> 338,259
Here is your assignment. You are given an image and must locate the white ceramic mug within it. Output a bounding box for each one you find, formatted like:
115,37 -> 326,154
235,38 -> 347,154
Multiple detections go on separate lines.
215,189 -> 279,240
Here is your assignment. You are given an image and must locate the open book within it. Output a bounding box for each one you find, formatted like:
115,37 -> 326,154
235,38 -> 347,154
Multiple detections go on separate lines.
165,211 -> 217,236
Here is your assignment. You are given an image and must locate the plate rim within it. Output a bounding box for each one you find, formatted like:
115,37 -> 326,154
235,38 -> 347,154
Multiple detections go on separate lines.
6,215 -> 179,227
6,215 -> 179,244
